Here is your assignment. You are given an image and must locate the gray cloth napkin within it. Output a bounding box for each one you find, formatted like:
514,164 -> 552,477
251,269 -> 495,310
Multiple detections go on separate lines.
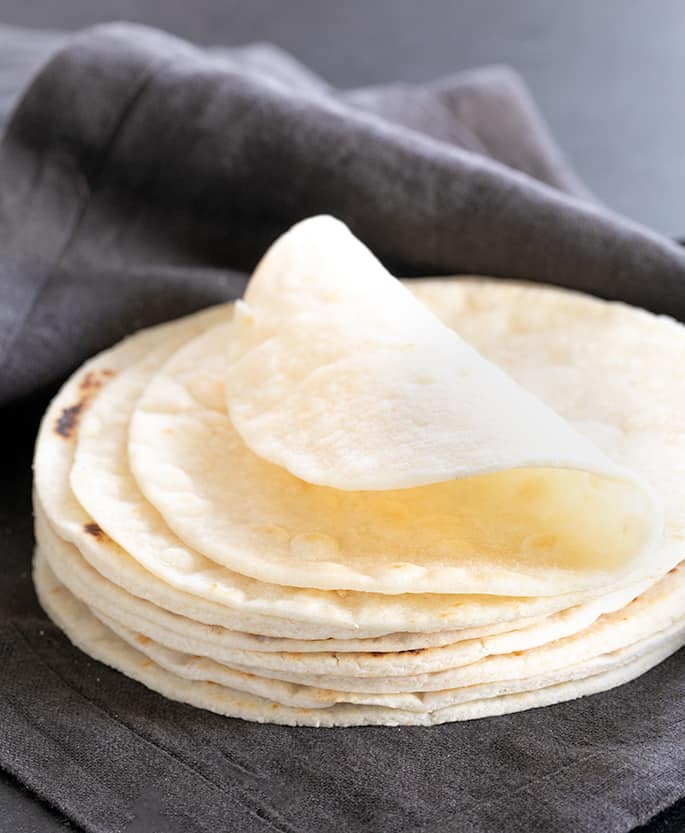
0,21 -> 683,833
0,26 -> 67,131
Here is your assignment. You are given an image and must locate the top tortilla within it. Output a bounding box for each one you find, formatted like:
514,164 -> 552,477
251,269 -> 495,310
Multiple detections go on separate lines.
128,218 -> 664,594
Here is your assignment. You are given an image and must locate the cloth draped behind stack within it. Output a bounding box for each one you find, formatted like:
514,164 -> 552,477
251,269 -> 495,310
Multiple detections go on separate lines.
33,216 -> 685,726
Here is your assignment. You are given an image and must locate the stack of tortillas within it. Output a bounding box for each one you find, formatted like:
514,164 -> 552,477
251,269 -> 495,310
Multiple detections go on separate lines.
33,216 -> 685,726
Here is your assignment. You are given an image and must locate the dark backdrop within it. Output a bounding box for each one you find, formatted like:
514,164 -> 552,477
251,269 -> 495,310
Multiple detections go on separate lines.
2,0 -> 685,236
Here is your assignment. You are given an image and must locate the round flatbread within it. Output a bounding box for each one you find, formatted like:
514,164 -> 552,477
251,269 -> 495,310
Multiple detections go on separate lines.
129,276 -> 683,597
35,555 -> 685,727
130,219 -> 669,595
35,504 -> 548,654
37,301 -> 641,639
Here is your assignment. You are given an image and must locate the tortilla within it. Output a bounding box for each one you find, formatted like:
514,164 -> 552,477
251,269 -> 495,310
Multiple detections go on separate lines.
36,503 -> 655,673
130,275 -> 683,595
35,503 -> 549,654
44,310 -> 641,637
130,218 -> 662,595
218,563 -> 685,692
98,592 -> 684,713
32,244 -> 685,725
37,279 -> 685,634
35,555 -> 685,727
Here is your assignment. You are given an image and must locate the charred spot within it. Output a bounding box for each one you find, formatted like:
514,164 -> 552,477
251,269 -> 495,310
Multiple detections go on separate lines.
369,651 -> 386,657
401,647 -> 427,656
78,369 -> 115,392
55,402 -> 84,438
78,372 -> 97,392
83,522 -> 106,540
56,370 -> 117,438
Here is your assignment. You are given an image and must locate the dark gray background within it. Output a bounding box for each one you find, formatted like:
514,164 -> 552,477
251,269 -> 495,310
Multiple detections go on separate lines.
1,2 -> 683,830
2,0 -> 685,236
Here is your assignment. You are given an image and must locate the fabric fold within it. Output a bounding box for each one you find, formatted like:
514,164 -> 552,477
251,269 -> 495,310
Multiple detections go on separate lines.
3,22 -> 685,407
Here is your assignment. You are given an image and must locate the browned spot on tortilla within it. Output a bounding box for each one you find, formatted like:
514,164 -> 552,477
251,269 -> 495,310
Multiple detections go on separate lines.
206,681 -> 217,687
135,634 -> 151,645
49,586 -> 63,595
400,647 -> 427,656
55,402 -> 84,438
140,659 -> 153,668
319,690 -> 337,703
83,522 -> 109,542
78,373 -> 97,392
55,369 -> 117,438
271,703 -> 279,709
78,369 -> 116,392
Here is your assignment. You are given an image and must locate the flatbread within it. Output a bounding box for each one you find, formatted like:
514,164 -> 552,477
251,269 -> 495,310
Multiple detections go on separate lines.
130,263 -> 685,596
222,563 -> 685,691
39,309 -> 638,639
130,218 -> 661,595
35,555 -> 685,727
35,503 -> 548,654
37,279 -> 685,636
31,221 -> 685,724
98,593 -> 685,713
35,504 -> 654,672
225,218 -> 646,495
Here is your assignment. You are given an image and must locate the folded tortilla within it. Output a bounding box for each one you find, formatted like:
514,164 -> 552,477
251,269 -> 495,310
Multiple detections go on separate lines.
129,216 -> 663,595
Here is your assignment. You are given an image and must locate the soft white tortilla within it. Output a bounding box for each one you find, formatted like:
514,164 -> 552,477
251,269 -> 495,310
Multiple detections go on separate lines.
97,592 -> 685,714
37,305 -> 488,639
226,217 -> 646,490
133,323 -> 658,596
42,307 -> 641,638
35,503 -> 549,654
222,563 -> 685,692
35,555 -> 685,727
99,608 -> 685,712
213,216 -> 660,593
36,279 -> 685,635
35,503 -> 652,671
130,272 -> 681,594
32,269 -> 685,725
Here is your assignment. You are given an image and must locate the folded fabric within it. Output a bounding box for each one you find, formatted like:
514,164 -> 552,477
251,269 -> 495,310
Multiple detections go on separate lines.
0,25 -> 68,131
0,21 -> 683,833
